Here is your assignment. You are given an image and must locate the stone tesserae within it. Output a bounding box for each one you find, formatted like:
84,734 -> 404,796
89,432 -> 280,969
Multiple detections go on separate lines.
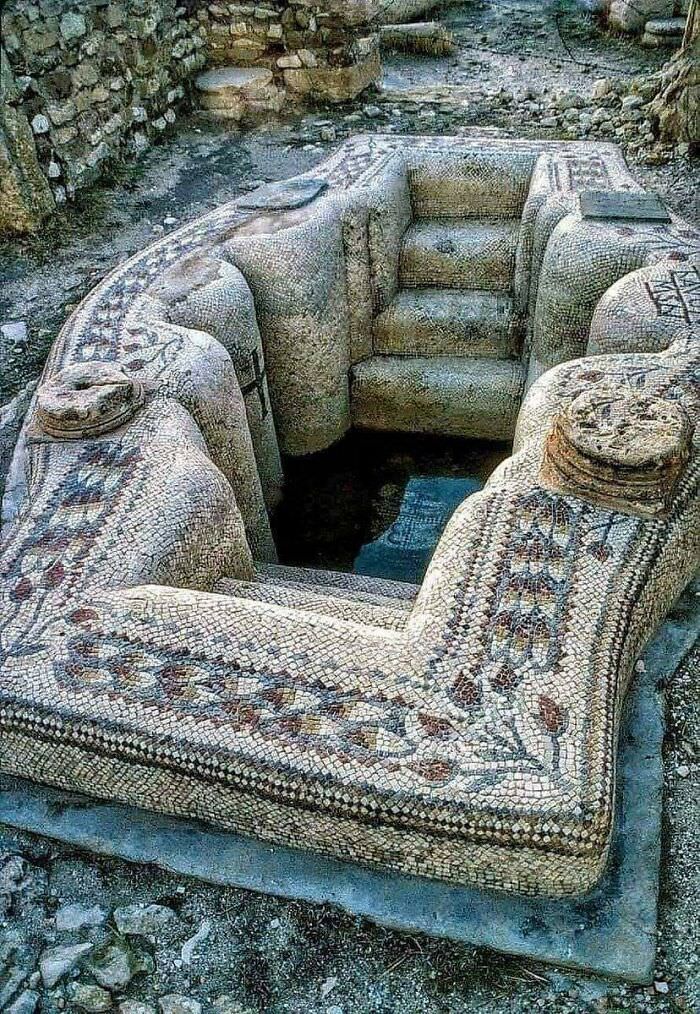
0,0 -> 698,1007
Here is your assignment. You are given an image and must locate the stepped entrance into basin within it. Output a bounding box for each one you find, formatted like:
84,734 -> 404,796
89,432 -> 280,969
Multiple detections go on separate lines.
273,432 -> 510,583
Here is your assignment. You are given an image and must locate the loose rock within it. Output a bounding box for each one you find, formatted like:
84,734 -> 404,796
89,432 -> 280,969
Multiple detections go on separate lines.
40,941 -> 94,988
87,938 -> 153,990
55,902 -> 108,931
66,982 -> 114,1011
180,919 -> 211,966
5,991 -> 40,1014
0,322 -> 28,347
113,903 -> 177,936
158,996 -> 202,1014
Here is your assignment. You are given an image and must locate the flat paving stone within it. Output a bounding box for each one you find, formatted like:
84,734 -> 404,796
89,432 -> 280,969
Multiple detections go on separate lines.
238,176 -> 328,210
580,189 -> 672,222
644,17 -> 686,36
195,67 -> 273,95
1,581 -> 697,984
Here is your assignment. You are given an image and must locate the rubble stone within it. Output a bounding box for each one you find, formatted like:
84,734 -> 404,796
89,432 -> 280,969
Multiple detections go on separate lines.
40,941 -> 94,988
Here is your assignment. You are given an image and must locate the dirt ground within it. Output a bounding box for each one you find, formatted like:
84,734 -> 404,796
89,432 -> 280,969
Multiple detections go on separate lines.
1,1 -> 698,1011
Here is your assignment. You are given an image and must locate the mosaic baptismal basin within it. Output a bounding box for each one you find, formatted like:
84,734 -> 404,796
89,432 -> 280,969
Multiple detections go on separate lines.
1,136 -> 699,898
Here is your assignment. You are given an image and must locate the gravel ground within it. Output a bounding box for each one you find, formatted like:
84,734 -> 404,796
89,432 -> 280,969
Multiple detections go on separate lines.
1,2 -> 698,1011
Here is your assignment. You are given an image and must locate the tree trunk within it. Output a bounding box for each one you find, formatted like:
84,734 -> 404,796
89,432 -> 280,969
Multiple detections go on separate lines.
649,0 -> 700,145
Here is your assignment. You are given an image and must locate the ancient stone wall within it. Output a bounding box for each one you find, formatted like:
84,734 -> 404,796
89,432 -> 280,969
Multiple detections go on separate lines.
0,0 -> 389,232
0,0 -> 207,230
205,0 -> 363,68
200,1 -> 379,107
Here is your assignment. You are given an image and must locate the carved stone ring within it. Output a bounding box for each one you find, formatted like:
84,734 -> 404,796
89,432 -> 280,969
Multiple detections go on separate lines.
35,361 -> 145,439
542,383 -> 694,517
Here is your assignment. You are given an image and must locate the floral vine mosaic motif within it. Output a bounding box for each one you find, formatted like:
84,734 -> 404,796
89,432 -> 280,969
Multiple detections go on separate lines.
1,135 -> 699,898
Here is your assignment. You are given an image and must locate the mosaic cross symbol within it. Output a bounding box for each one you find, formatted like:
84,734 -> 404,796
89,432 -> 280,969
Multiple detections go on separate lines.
241,349 -> 268,418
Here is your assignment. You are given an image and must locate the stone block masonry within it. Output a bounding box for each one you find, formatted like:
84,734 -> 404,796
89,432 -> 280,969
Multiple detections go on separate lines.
0,0 -> 389,231
200,1 -> 381,109
1,0 -> 208,231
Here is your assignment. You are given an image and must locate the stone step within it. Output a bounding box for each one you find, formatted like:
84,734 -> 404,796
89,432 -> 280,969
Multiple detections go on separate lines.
213,576 -> 413,630
374,288 -> 517,359
408,150 -> 535,220
195,66 -> 282,120
399,220 -> 519,291
351,355 -> 524,441
642,17 -> 687,45
379,22 -> 456,56
255,562 -> 419,603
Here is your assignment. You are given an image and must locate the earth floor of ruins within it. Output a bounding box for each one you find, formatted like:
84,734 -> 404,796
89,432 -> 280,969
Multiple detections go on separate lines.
1,1 -> 698,1011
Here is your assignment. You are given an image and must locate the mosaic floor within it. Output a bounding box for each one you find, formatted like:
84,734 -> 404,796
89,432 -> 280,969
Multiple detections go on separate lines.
1,135 -> 698,903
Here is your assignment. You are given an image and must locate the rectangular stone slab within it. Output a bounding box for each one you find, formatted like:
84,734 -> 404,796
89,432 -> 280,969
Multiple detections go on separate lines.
237,177 -> 328,210
1,583 -> 696,984
579,189 -> 672,222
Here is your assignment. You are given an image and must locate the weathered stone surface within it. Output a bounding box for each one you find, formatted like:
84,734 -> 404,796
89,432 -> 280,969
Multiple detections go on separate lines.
30,114 -> 50,134
0,49 -> 54,234
650,3 -> 699,143
642,15 -> 687,46
277,53 -> 303,69
35,362 -> 145,439
196,66 -> 274,99
158,997 -> 202,1014
66,983 -> 114,1012
211,997 -> 249,1014
609,0 -> 674,34
60,11 -> 87,40
379,21 -> 456,55
0,378 -> 35,526
5,991 -> 40,1014
55,902 -> 109,931
541,385 -> 693,516
40,941 -> 94,988
1,137 -> 698,982
195,66 -> 281,119
283,38 -> 380,101
237,175 -> 328,209
180,919 -> 211,966
0,321 -> 27,346
47,98 -> 77,125
579,188 -> 671,221
2,576 -> 696,982
113,903 -> 177,936
1,1 -> 201,227
86,938 -> 153,991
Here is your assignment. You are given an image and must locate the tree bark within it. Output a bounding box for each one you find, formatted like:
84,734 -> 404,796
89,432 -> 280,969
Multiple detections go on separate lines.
649,0 -> 699,145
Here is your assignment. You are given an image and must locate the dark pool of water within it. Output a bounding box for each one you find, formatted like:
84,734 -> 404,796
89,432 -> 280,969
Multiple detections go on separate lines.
272,432 -> 510,584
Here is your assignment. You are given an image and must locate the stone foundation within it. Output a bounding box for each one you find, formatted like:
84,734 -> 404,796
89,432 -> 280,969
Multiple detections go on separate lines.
0,1 -> 207,225
0,0 -> 415,231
